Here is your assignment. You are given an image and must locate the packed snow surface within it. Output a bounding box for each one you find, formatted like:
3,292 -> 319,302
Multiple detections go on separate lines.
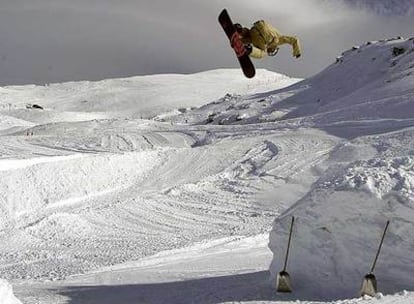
0,38 -> 413,303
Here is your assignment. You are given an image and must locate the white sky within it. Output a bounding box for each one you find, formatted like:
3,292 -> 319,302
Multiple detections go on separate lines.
0,0 -> 414,85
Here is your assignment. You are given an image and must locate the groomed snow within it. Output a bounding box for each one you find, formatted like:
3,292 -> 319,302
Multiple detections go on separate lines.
1,38 -> 413,303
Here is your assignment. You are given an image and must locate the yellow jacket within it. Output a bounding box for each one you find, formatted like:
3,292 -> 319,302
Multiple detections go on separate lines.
241,20 -> 301,59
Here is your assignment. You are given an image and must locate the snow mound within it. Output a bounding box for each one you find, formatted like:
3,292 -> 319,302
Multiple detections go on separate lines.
0,279 -> 22,304
269,128 -> 414,300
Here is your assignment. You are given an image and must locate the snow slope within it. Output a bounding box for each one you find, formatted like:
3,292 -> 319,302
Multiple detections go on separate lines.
0,39 -> 414,304
181,38 -> 414,137
0,69 -> 295,122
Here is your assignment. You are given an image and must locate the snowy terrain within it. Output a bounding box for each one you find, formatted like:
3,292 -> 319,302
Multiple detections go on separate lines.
0,38 -> 413,303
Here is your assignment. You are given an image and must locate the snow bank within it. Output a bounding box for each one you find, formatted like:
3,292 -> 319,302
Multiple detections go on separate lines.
0,279 -> 22,304
269,175 -> 414,300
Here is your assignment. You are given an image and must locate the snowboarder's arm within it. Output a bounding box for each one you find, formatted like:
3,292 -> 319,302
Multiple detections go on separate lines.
278,35 -> 302,58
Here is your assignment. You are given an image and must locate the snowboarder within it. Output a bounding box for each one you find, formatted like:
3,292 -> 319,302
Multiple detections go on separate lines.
234,21 -> 302,59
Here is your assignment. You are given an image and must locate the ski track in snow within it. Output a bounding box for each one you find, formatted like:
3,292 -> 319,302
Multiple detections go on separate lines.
0,122 -> 336,283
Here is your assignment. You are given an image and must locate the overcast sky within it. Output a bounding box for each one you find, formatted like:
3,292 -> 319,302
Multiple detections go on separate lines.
1,0 -> 414,85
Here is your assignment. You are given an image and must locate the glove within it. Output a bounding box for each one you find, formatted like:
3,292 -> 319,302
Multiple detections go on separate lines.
267,48 -> 279,56
245,44 -> 253,55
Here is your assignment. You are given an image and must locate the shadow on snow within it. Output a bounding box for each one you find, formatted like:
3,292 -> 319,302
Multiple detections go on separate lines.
57,271 -> 288,304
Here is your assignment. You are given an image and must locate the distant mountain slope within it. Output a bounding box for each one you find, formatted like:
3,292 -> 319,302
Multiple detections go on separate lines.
0,69 -> 297,124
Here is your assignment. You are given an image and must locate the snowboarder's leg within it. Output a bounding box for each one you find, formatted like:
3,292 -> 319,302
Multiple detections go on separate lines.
248,28 -> 267,59
249,45 -> 267,59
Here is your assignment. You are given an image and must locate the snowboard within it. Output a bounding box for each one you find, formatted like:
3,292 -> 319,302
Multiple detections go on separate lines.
218,9 -> 256,78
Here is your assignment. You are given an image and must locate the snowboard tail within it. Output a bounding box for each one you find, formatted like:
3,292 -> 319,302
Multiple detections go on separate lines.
218,9 -> 255,78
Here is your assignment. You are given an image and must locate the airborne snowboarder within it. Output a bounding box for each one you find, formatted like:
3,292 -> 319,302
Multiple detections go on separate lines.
234,20 -> 302,59
218,9 -> 301,78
